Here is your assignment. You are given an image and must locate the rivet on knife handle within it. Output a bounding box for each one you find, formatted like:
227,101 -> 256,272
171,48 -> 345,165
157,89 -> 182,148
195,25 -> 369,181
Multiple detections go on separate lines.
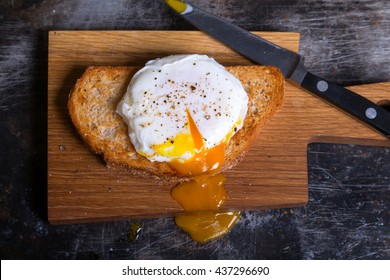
300,71 -> 390,138
165,0 -> 390,139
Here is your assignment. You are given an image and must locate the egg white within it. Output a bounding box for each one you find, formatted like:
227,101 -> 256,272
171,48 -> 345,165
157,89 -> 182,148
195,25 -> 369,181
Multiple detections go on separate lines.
116,54 -> 248,162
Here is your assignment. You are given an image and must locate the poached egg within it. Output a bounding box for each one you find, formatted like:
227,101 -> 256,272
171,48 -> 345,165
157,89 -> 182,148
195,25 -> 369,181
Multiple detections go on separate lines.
117,54 -> 247,242
116,54 -> 248,176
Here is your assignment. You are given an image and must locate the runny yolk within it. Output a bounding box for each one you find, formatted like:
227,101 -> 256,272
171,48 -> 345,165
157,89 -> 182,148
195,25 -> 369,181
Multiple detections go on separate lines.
175,211 -> 241,243
168,109 -> 225,176
169,112 -> 240,243
171,173 -> 227,211
171,174 -> 240,243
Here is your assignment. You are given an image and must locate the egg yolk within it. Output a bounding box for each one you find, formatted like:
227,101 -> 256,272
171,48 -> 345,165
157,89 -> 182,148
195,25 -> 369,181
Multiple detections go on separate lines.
152,109 -> 226,176
171,173 -> 227,211
175,211 -> 241,243
162,109 -> 240,243
168,109 -> 227,176
171,174 -> 240,242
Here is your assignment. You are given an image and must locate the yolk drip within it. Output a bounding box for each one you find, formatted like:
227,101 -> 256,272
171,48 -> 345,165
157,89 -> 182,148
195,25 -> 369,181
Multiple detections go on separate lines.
171,174 -> 241,242
169,109 -> 240,243
169,144 -> 225,176
171,173 -> 227,211
171,172 -> 240,243
175,211 -> 241,243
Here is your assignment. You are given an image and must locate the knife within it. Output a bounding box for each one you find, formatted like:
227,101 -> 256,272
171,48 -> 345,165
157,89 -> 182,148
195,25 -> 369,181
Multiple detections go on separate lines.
164,0 -> 390,139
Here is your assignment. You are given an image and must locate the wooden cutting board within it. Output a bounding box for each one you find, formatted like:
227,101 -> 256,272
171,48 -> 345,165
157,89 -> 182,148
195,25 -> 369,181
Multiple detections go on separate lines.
48,31 -> 389,224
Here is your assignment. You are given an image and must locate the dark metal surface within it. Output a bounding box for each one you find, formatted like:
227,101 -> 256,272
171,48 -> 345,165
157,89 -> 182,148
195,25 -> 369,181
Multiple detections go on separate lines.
0,0 -> 389,260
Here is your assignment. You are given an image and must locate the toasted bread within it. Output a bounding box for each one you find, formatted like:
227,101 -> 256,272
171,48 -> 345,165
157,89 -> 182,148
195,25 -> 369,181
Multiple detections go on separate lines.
68,65 -> 284,178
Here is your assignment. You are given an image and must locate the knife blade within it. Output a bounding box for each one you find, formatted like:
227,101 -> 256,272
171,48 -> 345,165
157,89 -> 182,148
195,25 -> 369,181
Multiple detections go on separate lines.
164,0 -> 390,139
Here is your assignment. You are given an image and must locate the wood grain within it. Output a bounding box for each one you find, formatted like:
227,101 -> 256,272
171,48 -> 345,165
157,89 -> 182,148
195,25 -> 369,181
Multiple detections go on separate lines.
48,31 -> 389,224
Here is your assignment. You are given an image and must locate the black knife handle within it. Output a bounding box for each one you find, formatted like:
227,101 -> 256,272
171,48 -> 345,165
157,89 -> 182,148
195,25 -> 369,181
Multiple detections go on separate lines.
301,72 -> 390,139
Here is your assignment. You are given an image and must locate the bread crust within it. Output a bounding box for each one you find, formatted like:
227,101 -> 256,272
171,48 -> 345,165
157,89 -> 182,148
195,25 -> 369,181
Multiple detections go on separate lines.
68,65 -> 284,179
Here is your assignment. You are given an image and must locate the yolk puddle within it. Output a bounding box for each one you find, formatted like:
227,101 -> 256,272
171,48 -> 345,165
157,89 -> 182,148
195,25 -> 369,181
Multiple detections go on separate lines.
175,211 -> 240,243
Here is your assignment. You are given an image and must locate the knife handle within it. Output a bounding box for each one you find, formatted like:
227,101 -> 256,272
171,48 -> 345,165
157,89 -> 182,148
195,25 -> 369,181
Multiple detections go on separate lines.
300,72 -> 390,139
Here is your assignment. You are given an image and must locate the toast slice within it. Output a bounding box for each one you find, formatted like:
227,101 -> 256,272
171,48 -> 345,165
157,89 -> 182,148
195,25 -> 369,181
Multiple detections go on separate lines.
68,65 -> 284,179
